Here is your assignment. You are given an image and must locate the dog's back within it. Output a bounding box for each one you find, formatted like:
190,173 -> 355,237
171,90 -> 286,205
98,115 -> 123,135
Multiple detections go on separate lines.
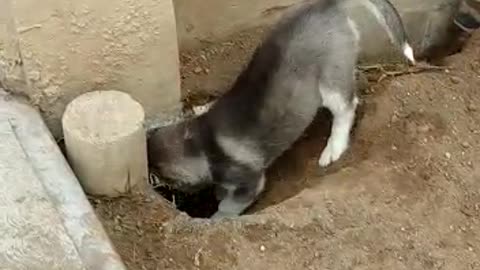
204,0 -> 358,166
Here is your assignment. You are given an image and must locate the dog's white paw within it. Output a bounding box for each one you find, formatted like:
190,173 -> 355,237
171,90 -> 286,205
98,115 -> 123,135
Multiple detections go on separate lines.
318,137 -> 348,167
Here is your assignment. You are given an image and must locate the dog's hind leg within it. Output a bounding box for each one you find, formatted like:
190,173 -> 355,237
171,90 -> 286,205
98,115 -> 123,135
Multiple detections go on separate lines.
318,88 -> 358,167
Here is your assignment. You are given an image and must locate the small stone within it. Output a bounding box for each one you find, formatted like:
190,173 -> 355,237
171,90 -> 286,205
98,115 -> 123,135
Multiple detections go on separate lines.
417,124 -> 431,133
467,104 -> 477,112
391,114 -> 399,123
392,145 -> 398,151
260,245 -> 266,252
43,85 -> 61,97
407,162 -> 416,169
194,248 -> 202,267
461,142 -> 470,148
445,152 -> 451,159
449,76 -> 461,84
28,70 -> 41,81
193,67 -> 202,74
185,23 -> 194,32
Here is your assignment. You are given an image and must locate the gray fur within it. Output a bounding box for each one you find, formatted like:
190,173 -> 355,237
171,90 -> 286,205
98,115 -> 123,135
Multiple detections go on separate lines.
148,0 -> 411,218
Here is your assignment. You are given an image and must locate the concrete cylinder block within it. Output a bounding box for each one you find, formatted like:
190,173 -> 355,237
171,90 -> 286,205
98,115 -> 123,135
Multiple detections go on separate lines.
62,90 -> 148,197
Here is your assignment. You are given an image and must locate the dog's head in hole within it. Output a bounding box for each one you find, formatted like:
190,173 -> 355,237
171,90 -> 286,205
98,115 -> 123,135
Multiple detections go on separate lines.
147,117 -> 212,191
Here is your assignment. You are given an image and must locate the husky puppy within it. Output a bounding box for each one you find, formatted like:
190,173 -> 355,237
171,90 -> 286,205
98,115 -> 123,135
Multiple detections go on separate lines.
148,0 -> 415,219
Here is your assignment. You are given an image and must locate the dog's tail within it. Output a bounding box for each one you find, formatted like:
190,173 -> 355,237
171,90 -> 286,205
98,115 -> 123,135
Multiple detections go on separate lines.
358,0 -> 416,64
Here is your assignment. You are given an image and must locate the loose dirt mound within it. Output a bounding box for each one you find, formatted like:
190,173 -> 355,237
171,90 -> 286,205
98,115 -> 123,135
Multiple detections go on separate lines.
93,30 -> 480,270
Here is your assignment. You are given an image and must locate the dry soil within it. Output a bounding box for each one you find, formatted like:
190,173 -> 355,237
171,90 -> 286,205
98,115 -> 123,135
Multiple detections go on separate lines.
92,29 -> 480,270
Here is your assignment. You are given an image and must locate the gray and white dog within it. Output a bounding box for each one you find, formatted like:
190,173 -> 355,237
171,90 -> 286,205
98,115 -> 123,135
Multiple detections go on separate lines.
148,0 -> 415,219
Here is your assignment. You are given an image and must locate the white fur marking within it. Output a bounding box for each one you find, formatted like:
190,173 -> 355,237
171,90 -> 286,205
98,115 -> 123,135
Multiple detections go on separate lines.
256,174 -> 266,195
212,184 -> 246,219
362,0 -> 396,43
454,20 -> 476,33
353,96 -> 360,107
347,17 -> 361,45
318,89 -> 358,167
160,155 -> 211,186
402,43 -> 415,64
318,109 -> 354,167
216,135 -> 263,169
359,1 -> 414,63
320,90 -> 348,115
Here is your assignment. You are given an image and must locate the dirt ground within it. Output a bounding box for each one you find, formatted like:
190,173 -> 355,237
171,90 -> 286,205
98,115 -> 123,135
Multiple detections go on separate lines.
92,30 -> 480,270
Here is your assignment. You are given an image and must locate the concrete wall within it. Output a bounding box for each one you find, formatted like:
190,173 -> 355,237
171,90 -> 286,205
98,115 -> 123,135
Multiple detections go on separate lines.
173,0 -> 308,49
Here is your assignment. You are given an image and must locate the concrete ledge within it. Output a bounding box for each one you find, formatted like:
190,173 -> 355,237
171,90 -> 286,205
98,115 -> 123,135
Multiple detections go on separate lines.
0,89 -> 127,270
173,0 -> 307,49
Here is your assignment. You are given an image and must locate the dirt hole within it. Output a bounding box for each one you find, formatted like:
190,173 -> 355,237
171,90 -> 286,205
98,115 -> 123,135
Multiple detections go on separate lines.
146,106 -> 341,219
151,183 -> 219,218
